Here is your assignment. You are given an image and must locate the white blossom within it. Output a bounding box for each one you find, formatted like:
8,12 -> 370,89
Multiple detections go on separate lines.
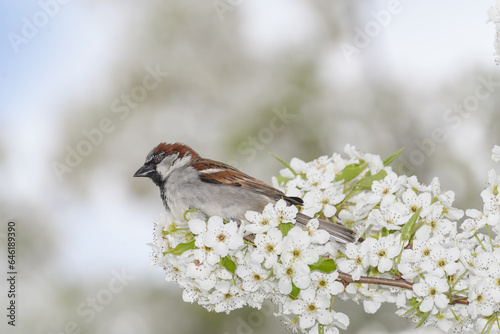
487,264 -> 500,303
489,1 -> 500,64
401,188 -> 432,218
430,177 -> 464,221
367,194 -> 411,231
185,249 -> 215,279
275,258 -> 312,294
209,281 -> 246,313
305,219 -> 331,245
492,145 -> 500,162
371,170 -> 402,199
290,288 -> 334,329
415,203 -> 457,241
299,168 -> 336,191
245,203 -> 279,234
368,234 -> 401,273
337,242 -> 370,281
457,210 -> 487,239
203,217 -> 244,257
468,277 -> 496,318
235,262 -> 271,292
310,271 -> 344,296
251,227 -> 283,269
481,169 -> 500,227
413,276 -> 449,312
302,186 -> 344,218
281,226 -> 320,266
420,244 -> 461,277
308,312 -> 349,334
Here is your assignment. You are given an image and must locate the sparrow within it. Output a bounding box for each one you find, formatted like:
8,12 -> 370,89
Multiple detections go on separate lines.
134,142 -> 356,247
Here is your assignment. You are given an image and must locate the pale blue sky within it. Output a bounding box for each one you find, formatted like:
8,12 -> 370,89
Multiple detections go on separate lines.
1,0 -> 496,124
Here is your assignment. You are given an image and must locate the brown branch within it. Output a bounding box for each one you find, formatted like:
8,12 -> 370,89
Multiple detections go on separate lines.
244,235 -> 255,244
451,297 -> 469,305
337,272 -> 469,305
338,272 -> 414,289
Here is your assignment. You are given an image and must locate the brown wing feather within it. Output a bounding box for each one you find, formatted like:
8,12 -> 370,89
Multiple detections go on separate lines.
192,159 -> 302,205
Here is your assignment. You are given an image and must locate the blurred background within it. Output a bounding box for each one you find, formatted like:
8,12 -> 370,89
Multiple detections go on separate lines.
1,0 -> 499,333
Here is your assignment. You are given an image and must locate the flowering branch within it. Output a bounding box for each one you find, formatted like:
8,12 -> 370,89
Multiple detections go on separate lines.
245,233 -> 418,291
149,144 -> 500,334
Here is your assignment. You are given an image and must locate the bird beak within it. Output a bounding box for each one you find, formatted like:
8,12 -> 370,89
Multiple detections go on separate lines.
134,164 -> 154,177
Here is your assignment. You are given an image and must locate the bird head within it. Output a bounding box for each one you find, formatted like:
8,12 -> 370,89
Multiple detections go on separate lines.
134,142 -> 200,186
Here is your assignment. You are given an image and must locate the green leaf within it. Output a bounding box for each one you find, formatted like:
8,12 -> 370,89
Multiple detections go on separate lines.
356,170 -> 388,190
404,298 -> 421,316
290,281 -> 300,298
309,257 -> 337,273
335,163 -> 367,182
383,147 -> 405,166
279,222 -> 295,237
221,255 -> 236,274
319,324 -> 325,334
167,240 -> 195,255
275,175 -> 293,185
415,311 -> 431,328
266,268 -> 274,280
269,153 -> 297,176
401,208 -> 422,241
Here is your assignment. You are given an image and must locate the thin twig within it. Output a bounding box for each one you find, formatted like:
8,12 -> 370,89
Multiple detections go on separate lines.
337,272 -> 414,289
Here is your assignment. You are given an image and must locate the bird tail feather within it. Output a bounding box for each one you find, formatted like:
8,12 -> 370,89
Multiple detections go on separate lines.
295,213 -> 357,252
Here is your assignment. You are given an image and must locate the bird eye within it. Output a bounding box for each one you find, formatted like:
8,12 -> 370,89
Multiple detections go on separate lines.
153,154 -> 164,164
